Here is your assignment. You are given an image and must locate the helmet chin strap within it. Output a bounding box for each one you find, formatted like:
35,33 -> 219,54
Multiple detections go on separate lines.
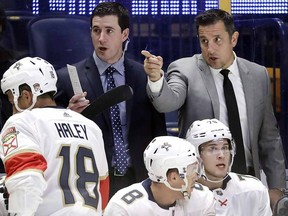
202,172 -> 229,183
14,94 -> 37,112
181,185 -> 190,200
164,176 -> 190,199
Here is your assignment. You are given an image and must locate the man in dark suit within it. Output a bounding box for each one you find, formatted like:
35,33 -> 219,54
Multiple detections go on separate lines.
142,9 -> 286,210
55,2 -> 167,198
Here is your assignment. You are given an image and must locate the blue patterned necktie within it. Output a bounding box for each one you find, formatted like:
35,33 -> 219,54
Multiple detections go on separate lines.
106,66 -> 128,175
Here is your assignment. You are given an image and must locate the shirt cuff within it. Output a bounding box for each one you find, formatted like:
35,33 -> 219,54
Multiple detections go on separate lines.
147,70 -> 164,93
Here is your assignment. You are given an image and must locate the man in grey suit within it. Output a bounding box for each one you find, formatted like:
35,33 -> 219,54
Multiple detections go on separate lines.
142,9 -> 286,210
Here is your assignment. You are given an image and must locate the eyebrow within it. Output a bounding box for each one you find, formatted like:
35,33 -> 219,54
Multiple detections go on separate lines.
91,25 -> 115,30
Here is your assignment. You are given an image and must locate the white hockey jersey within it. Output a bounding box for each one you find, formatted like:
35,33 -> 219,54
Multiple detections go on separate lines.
0,107 -> 109,216
212,172 -> 272,216
104,178 -> 216,216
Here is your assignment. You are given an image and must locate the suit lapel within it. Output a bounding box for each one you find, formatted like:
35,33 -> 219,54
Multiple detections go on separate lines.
238,59 -> 254,137
123,58 -> 134,132
83,56 -> 111,124
83,57 -> 104,97
198,56 -> 220,118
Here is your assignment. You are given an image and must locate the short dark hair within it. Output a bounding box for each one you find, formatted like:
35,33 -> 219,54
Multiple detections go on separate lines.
19,84 -> 54,100
90,2 -> 130,32
167,168 -> 178,177
195,9 -> 235,37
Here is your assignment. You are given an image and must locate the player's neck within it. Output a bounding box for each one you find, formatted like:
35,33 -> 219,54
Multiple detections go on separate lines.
150,182 -> 177,208
34,98 -> 57,108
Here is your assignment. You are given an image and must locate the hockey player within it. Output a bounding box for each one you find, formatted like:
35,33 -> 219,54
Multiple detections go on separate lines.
186,119 -> 272,215
104,136 -> 216,216
0,57 -> 109,215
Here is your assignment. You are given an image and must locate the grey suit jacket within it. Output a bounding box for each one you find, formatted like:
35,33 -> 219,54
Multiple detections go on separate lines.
147,54 -> 286,189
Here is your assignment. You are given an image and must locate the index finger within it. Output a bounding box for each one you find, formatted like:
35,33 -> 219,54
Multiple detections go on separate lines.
141,50 -> 154,58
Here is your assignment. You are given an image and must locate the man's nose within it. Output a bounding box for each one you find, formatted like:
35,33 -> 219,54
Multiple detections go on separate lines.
217,149 -> 225,157
207,41 -> 216,53
99,32 -> 106,41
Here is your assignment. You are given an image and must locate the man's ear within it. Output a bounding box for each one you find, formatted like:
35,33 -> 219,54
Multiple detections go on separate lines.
122,28 -> 129,42
21,90 -> 33,106
167,170 -> 178,183
231,31 -> 239,48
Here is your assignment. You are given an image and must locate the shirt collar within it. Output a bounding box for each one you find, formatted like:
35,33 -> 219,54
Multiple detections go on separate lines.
210,52 -> 238,76
222,174 -> 232,190
93,51 -> 125,76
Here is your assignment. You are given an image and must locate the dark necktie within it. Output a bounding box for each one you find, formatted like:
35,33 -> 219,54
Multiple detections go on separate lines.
106,66 -> 128,175
220,69 -> 247,174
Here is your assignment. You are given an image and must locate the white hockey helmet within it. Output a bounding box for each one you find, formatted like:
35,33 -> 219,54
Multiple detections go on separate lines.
144,136 -> 200,197
1,57 -> 57,112
186,119 -> 235,174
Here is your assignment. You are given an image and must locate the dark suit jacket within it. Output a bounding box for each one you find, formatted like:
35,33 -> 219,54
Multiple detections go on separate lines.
147,54 -> 286,189
55,56 -> 167,181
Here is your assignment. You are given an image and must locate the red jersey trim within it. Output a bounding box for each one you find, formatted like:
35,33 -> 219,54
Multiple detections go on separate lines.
5,152 -> 47,178
100,176 -> 110,210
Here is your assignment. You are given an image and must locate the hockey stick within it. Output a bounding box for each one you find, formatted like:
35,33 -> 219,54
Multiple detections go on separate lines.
81,85 -> 133,119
